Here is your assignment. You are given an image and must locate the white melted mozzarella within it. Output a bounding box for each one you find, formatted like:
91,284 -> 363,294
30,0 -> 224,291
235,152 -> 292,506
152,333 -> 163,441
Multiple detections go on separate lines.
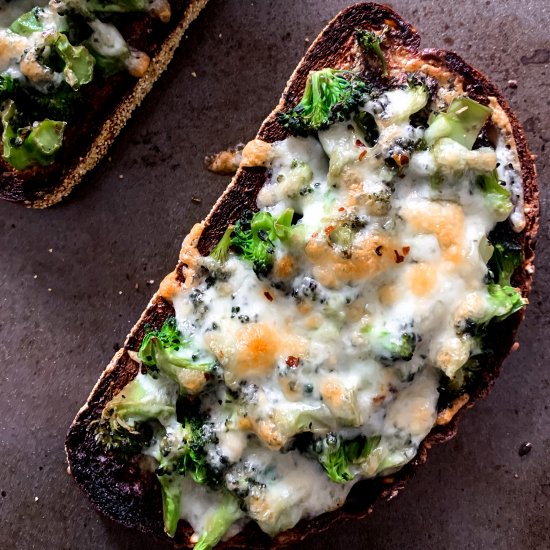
165,86 -> 525,540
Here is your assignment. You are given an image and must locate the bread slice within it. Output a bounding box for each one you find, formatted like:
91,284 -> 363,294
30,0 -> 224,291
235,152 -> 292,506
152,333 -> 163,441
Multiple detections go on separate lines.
0,0 -> 208,208
66,2 -> 539,547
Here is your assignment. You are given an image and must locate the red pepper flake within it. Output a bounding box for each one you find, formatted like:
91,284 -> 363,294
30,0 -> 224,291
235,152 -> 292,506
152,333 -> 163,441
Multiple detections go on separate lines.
338,207 -> 345,212
355,139 -> 365,147
325,225 -> 335,237
264,291 -> 273,302
394,249 -> 405,263
286,356 -> 300,368
375,245 -> 383,256
402,246 -> 410,256
358,150 -> 367,161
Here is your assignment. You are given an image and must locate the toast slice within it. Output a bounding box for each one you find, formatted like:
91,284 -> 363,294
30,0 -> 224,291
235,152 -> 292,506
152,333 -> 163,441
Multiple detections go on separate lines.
66,3 -> 538,548
0,0 -> 208,208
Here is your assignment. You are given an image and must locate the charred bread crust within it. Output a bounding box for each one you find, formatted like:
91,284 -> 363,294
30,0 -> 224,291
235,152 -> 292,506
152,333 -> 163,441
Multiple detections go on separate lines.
0,0 -> 209,208
66,3 -> 538,547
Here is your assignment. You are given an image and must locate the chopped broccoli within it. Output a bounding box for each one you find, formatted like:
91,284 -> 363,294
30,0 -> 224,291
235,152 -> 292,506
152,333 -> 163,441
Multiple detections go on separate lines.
488,240 -> 522,286
154,407 -> 222,537
156,416 -> 219,486
362,324 -> 417,363
138,317 -> 215,389
476,170 -> 513,222
9,7 -> 45,35
48,33 -> 95,90
278,68 -> 369,135
424,96 -> 492,149
94,374 -> 176,455
157,474 -> 182,537
309,432 -> 381,483
0,74 -> 15,96
17,83 -> 80,122
1,100 -> 66,170
211,209 -> 294,275
193,493 -> 243,550
209,225 -> 234,263
483,283 -> 526,323
355,29 -> 387,75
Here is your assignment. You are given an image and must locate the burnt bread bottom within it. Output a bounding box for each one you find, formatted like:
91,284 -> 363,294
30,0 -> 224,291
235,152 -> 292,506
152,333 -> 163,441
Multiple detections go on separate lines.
0,0 -> 209,207
66,2 -> 538,548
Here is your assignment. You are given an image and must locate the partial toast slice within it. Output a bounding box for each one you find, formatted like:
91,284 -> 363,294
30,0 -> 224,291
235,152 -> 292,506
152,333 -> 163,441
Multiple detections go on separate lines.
0,0 -> 208,208
66,3 -> 538,548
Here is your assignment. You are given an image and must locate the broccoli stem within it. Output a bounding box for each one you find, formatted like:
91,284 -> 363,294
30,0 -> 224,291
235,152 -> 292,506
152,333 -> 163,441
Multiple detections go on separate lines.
193,494 -> 242,550
157,474 -> 182,538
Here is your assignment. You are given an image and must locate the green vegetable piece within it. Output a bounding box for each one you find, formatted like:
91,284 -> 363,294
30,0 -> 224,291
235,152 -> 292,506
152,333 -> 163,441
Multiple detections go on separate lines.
50,34 -> 95,90
209,225 -> 234,263
87,51 -> 126,77
483,283 -> 526,323
224,209 -> 294,274
0,74 -> 15,96
9,7 -> 43,35
193,494 -> 242,550
156,415 -> 217,486
361,324 -> 416,362
278,68 -> 369,135
310,433 -> 381,484
94,374 -> 176,454
488,241 -> 522,286
424,97 -> 492,149
138,317 -> 214,390
476,170 -> 513,221
328,221 -> 354,258
157,474 -> 182,538
356,29 -> 387,75
19,83 -> 79,122
2,101 -> 66,170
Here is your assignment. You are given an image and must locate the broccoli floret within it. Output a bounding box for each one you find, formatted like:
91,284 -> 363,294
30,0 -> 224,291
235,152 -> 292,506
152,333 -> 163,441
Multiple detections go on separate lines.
424,96 -> 492,150
362,324 -> 417,363
0,74 -> 14,96
482,283 -> 526,324
193,493 -> 243,550
18,83 -> 81,122
9,7 -> 45,35
138,317 -> 216,387
355,29 -> 387,75
156,416 -> 219,486
154,408 -> 222,537
47,33 -> 95,90
211,209 -> 294,275
2,100 -> 66,170
94,374 -> 176,456
209,225 -> 233,263
476,170 -> 513,222
309,432 -> 381,483
278,68 -> 369,135
488,240 -> 522,286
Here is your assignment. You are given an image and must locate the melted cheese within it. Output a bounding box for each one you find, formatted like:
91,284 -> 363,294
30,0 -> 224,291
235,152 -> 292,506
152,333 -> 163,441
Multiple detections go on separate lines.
145,80 -> 524,541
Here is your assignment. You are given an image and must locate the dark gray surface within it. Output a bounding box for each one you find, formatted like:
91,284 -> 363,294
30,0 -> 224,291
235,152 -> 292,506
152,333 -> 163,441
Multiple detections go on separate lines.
0,1 -> 549,548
